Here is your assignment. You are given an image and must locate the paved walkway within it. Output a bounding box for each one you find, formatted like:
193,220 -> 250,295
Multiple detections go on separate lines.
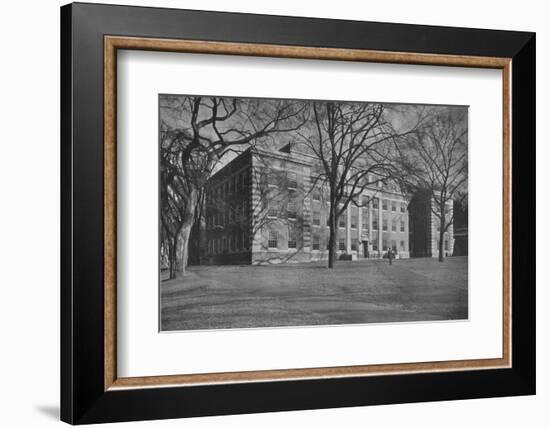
160,257 -> 468,331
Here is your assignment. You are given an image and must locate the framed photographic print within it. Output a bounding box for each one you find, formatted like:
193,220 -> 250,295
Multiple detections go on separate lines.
60,2 -> 535,424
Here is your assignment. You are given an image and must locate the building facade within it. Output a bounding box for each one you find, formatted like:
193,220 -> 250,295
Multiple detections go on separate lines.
408,190 -> 455,258
203,145 -> 412,265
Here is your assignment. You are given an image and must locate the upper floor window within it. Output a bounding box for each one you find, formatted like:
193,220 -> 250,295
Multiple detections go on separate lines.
391,201 -> 396,212
287,201 -> 297,220
287,172 -> 298,190
339,215 -> 346,228
312,188 -> 321,202
267,201 -> 278,218
382,199 -> 388,210
372,198 -> 379,209
383,219 -> 388,231
400,203 -> 405,213
312,210 -> 321,226
351,208 -> 358,229
400,220 -> 405,232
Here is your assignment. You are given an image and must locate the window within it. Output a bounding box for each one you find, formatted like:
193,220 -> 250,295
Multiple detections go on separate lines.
382,239 -> 387,250
400,203 -> 405,213
383,219 -> 388,231
400,220 -> 405,232
312,188 -> 321,202
372,219 -> 378,230
287,201 -> 297,219
351,238 -> 358,251
373,242 -> 378,251
362,195 -> 369,206
267,172 -> 279,187
351,208 -> 358,229
391,221 -> 396,232
313,210 -> 321,226
288,238 -> 297,249
400,240 -> 405,250
267,200 -> 278,218
326,214 -> 330,227
339,216 -> 346,228
372,198 -> 379,209
391,240 -> 397,251
362,209 -> 368,229
391,201 -> 396,212
339,238 -> 346,251
382,199 -> 388,210
312,234 -> 320,250
287,172 -> 297,189
268,231 -> 278,248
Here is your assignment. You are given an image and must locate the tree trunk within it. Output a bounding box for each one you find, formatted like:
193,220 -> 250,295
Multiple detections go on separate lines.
438,204 -> 445,262
327,204 -> 338,268
173,188 -> 199,277
175,223 -> 192,276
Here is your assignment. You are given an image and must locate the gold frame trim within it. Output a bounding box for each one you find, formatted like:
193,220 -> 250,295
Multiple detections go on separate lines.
104,36 -> 512,391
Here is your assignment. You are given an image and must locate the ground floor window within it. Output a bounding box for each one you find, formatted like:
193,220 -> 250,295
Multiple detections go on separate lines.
268,231 -> 278,248
339,238 -> 346,251
312,235 -> 320,250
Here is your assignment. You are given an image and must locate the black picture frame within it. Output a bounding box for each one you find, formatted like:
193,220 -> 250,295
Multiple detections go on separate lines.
61,2 -> 535,424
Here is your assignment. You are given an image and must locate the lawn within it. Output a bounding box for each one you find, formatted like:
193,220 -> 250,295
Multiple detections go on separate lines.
160,256 -> 468,331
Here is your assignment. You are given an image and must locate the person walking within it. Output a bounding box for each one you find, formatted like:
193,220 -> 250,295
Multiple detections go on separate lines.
388,247 -> 394,265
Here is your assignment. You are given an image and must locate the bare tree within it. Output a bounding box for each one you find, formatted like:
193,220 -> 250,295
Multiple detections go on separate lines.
299,101 -> 416,268
396,107 -> 468,262
160,96 -> 306,278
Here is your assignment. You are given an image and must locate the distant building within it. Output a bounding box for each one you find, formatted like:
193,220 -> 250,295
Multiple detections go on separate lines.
453,200 -> 468,256
203,145 -> 411,265
408,190 -> 455,258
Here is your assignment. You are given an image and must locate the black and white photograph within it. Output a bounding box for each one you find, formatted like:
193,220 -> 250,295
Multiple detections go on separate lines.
159,95 -> 468,331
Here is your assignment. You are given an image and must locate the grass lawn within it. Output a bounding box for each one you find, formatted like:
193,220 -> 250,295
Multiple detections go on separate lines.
160,256 -> 468,331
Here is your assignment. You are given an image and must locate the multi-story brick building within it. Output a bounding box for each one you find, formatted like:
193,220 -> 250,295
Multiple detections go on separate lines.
203,144 -> 412,265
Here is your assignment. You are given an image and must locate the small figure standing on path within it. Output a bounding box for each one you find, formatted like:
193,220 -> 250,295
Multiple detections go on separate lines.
388,247 -> 394,265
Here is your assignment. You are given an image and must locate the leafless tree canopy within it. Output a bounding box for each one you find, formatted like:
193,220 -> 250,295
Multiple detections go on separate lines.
297,101 -> 422,267
160,96 -> 306,278
395,106 -> 468,261
159,95 -> 467,276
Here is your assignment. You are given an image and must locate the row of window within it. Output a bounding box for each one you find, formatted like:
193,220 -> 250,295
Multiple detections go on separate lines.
208,231 -> 249,255
206,200 -> 248,228
207,169 -> 248,203
310,194 -> 407,213
265,232 -> 407,252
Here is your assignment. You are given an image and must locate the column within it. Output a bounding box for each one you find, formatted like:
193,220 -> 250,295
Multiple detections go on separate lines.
357,203 -> 363,245
368,197 -> 372,251
346,206 -> 351,253
378,198 -> 383,258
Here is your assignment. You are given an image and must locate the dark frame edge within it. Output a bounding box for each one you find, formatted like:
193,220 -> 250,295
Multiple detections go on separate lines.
511,32 -> 536,394
61,3 -> 74,425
